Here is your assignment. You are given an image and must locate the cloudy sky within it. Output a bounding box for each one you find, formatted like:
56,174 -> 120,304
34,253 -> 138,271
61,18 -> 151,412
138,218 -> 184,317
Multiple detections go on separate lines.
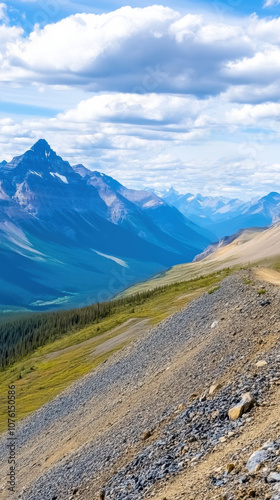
1,0 -> 280,198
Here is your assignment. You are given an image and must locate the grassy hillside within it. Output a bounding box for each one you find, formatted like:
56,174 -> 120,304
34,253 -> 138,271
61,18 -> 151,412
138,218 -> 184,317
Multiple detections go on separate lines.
0,268 -> 231,433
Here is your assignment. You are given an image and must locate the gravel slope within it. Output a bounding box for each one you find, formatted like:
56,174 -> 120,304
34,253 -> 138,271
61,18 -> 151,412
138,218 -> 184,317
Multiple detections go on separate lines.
0,270 -> 279,500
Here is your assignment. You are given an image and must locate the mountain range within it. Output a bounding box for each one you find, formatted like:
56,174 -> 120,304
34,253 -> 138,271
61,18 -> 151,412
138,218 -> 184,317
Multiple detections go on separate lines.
2,140 -> 280,312
160,188 -> 280,239
0,140 -> 212,311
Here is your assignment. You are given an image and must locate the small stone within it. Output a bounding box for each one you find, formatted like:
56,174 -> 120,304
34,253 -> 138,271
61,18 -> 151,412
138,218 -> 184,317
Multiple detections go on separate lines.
267,472 -> 280,483
256,360 -> 268,368
211,321 -> 219,329
248,490 -> 256,497
227,463 -> 235,473
219,436 -> 227,443
239,475 -> 249,484
200,390 -> 208,402
189,392 -> 199,400
209,383 -> 222,396
228,393 -> 255,421
142,429 -> 152,441
178,404 -> 185,411
99,491 -> 105,500
211,409 -> 220,420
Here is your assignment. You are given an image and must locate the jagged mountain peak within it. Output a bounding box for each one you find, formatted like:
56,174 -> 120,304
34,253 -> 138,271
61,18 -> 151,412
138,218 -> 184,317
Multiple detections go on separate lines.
3,140 -> 77,180
262,191 -> 280,201
30,139 -> 51,153
25,139 -> 60,165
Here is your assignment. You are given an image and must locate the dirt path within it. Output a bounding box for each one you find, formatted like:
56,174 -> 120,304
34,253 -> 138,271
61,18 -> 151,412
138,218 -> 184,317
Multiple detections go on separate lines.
92,319 -> 150,357
254,267 -> 280,286
45,317 -> 149,361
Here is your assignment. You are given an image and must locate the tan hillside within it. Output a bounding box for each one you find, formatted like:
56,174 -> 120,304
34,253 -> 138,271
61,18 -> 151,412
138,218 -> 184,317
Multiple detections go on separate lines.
207,223 -> 280,265
121,223 -> 280,296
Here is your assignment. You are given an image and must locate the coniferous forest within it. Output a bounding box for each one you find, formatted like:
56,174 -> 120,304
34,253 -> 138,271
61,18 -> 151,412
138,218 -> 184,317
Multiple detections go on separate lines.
0,288 -> 158,370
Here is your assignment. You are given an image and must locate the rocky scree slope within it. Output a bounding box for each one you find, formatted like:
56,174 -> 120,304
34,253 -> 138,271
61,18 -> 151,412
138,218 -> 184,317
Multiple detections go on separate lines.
0,271 -> 279,499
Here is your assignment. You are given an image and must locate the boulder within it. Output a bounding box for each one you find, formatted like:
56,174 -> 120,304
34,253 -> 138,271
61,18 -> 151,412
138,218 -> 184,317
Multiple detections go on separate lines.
246,449 -> 268,473
246,441 -> 277,473
228,393 -> 255,421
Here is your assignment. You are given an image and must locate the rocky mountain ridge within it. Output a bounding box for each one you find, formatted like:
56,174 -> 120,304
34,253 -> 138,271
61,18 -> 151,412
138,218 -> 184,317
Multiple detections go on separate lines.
159,188 -> 280,239
0,140 -> 212,311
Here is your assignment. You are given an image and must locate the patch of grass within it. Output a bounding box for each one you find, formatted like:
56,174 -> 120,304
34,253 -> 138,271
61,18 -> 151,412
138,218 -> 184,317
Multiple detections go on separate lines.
208,286 -> 221,294
0,343 -> 127,433
243,279 -> 253,285
257,289 -> 267,295
0,267 -> 233,433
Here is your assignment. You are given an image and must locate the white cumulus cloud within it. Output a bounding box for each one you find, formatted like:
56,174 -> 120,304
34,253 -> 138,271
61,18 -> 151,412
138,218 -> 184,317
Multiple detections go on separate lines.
1,6 -> 280,197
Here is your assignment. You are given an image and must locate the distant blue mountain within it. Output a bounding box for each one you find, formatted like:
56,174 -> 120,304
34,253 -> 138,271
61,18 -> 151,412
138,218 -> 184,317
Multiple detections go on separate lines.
0,140 -> 212,311
160,188 -> 280,239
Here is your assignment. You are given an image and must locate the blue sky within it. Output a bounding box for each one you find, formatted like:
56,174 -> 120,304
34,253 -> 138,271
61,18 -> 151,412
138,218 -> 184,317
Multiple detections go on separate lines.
1,0 -> 280,198
6,0 -> 280,28
5,0 -> 280,33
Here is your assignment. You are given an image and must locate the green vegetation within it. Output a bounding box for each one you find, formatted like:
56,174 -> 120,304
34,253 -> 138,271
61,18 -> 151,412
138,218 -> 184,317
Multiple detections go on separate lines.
243,279 -> 253,285
0,268 -> 232,432
257,289 -> 267,295
271,258 -> 280,273
0,290 -> 158,370
208,286 -> 221,294
0,269 -> 232,371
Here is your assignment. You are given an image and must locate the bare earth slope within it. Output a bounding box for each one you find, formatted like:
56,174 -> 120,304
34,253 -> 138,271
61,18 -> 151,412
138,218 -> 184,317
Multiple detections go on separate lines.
0,270 -> 280,500
207,223 -> 280,265
120,223 -> 280,296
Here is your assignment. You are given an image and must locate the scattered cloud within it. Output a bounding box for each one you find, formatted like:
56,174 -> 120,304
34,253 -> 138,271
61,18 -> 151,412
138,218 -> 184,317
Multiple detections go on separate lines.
1,5 -> 280,196
1,90 -> 280,198
0,3 -> 7,22
263,0 -> 280,7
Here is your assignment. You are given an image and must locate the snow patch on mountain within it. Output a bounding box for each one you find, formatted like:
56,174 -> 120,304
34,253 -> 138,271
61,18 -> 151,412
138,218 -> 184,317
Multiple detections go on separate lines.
30,296 -> 72,307
143,199 -> 161,208
93,250 -> 129,268
50,172 -> 68,184
0,222 -> 45,260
